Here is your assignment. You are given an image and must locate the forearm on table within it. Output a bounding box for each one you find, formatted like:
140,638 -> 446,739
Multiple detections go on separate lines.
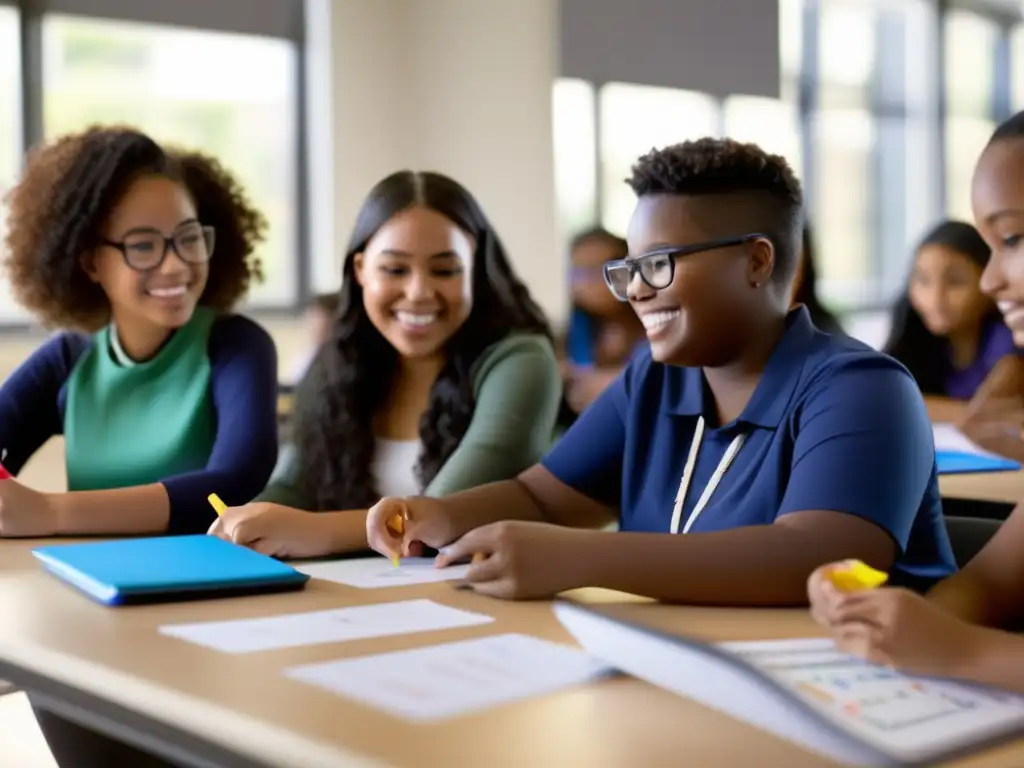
929,571 -> 1024,629
49,483 -> 170,535
312,509 -> 370,553
567,525 -> 867,605
437,479 -> 547,539
951,626 -> 1024,693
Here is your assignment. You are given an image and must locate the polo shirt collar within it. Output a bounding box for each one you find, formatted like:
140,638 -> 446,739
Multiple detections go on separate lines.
668,306 -> 816,428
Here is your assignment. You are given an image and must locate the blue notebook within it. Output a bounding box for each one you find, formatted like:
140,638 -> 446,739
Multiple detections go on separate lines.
936,450 -> 1022,475
33,535 -> 310,606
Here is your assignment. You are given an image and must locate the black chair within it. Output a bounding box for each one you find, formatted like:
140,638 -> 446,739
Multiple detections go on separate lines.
944,515 -> 1002,568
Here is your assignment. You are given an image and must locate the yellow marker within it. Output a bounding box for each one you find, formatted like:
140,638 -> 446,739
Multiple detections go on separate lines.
207,493 -> 227,517
386,513 -> 405,567
828,560 -> 888,591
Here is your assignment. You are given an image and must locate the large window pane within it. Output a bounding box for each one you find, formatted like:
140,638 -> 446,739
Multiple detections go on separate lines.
723,96 -> 803,179
946,117 -> 994,221
944,11 -> 996,117
818,1 -> 876,109
813,110 -> 876,308
552,79 -> 597,242
0,6 -> 25,322
42,15 -> 299,306
598,83 -> 720,236
1013,24 -> 1024,111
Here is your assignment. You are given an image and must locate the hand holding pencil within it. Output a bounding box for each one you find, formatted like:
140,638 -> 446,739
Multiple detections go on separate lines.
366,496 -> 459,565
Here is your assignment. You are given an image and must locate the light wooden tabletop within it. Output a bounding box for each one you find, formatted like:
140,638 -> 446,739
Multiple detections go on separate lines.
0,540 -> 1022,767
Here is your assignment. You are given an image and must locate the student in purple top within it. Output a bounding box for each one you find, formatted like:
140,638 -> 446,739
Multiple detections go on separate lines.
883,220 -> 1015,400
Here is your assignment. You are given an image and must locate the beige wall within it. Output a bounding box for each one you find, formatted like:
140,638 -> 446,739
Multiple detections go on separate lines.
328,0 -> 564,321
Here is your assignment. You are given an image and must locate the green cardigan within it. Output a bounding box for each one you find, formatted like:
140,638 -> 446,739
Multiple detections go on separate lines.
258,333 -> 562,509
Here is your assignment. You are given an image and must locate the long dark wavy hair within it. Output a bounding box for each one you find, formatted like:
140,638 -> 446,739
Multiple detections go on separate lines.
883,220 -> 997,395
294,171 -> 553,510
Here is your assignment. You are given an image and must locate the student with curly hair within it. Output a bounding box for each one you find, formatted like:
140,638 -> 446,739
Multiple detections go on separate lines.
883,219 -> 1013,399
365,138 -> 956,602
0,126 -> 278,539
2,126 -> 278,766
208,170 -> 561,557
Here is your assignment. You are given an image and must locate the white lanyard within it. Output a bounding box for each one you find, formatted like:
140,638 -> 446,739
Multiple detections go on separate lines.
669,416 -> 747,534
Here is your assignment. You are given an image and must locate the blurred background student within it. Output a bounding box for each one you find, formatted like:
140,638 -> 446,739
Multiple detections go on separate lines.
286,292 -> 339,385
561,227 -> 645,414
793,223 -> 844,335
883,220 -> 1014,400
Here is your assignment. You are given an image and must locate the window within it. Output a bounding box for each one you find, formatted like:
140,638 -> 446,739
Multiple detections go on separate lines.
1013,23 -> 1024,111
0,5 -> 25,322
944,10 -> 997,220
42,15 -> 299,306
813,110 -> 876,306
598,83 -> 720,236
723,96 -> 802,178
552,79 -> 597,242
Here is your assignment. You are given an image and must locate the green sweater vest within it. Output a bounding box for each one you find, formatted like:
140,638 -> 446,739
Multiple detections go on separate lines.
64,308 -> 217,491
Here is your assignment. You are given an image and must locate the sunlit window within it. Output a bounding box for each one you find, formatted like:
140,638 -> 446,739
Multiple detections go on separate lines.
552,79 -> 597,242
945,11 -> 997,118
818,1 -> 876,108
813,109 -> 876,306
0,6 -> 25,321
42,16 -> 299,306
1012,24 -> 1024,111
946,117 -> 995,222
598,83 -> 720,236
723,96 -> 803,179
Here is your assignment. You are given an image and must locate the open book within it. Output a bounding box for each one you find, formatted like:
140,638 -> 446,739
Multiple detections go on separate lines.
554,601 -> 1024,766
932,423 -> 1021,474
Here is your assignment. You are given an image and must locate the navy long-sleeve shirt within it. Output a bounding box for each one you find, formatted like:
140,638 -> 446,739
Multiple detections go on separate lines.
0,311 -> 278,533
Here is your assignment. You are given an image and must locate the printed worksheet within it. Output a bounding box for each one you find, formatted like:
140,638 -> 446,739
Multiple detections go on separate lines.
296,557 -> 470,589
284,633 -> 614,721
159,599 -> 493,653
723,637 -> 1024,762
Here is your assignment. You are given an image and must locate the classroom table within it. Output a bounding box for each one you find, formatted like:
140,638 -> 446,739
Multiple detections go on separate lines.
0,540 -> 1021,768
939,469 -> 1024,506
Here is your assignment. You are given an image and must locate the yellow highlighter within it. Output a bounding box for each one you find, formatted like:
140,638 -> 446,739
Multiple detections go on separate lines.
828,560 -> 888,591
207,493 -> 227,517
386,513 -> 405,567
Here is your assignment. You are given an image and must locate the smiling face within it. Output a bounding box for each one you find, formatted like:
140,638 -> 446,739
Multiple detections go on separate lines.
974,137 -> 1024,345
353,205 -> 475,358
624,194 -> 773,367
908,243 -> 989,338
83,174 -> 209,333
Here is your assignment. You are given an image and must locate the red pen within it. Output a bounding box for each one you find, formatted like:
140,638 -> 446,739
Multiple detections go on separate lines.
0,450 -> 11,479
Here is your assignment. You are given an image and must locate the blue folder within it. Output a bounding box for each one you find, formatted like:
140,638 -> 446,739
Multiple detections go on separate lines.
936,450 -> 1022,475
32,535 -> 310,606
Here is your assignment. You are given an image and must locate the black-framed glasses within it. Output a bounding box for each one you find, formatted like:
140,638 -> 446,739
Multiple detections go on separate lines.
102,224 -> 216,272
602,233 -> 769,301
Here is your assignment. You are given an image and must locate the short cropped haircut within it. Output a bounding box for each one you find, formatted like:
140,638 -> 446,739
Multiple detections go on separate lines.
627,138 -> 804,285
991,109 -> 1024,142
3,126 -> 266,330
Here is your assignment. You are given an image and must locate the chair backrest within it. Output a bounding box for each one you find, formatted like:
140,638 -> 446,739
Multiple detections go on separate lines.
944,516 -> 1001,568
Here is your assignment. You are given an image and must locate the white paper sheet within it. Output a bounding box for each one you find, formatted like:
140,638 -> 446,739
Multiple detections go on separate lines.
296,557 -> 470,589
159,599 -> 493,653
284,633 -> 613,722
932,423 -> 1001,458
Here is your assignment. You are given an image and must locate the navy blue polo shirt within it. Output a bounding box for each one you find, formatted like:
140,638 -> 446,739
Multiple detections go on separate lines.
542,307 -> 957,588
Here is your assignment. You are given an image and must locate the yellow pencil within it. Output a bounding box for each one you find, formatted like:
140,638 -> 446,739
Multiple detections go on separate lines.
828,560 -> 888,591
387,513 -> 405,567
207,493 -> 227,517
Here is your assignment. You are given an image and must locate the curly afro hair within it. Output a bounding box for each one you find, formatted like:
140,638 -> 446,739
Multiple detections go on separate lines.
3,125 -> 266,330
627,137 -> 804,286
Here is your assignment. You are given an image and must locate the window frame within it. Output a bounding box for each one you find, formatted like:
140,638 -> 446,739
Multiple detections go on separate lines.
560,0 -> 1024,315
0,0 -> 310,328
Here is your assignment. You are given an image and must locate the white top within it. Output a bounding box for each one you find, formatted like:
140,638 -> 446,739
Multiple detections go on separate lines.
371,438 -> 422,498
